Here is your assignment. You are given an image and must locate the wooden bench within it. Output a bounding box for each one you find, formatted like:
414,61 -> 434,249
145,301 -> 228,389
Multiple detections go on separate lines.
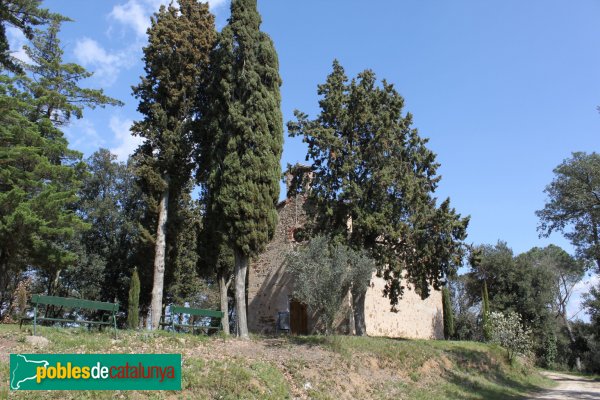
160,305 -> 224,335
20,295 -> 119,338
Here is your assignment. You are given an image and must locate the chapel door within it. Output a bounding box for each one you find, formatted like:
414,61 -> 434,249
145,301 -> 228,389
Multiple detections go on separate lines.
290,299 -> 308,335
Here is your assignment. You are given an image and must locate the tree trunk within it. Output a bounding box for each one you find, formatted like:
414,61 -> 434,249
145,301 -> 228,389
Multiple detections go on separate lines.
150,185 -> 169,330
234,247 -> 249,339
563,313 -> 582,371
352,287 -> 367,336
218,269 -> 231,335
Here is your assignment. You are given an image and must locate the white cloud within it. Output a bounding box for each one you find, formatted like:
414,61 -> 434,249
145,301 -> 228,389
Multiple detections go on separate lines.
63,119 -> 106,156
108,0 -> 229,39
207,0 -> 229,10
109,0 -> 153,38
6,26 -> 32,64
73,37 -> 135,86
109,116 -> 144,161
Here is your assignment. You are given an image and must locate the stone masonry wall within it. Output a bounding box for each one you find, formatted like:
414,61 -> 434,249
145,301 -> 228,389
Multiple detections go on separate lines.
247,194 -> 306,334
247,177 -> 444,339
365,273 -> 444,339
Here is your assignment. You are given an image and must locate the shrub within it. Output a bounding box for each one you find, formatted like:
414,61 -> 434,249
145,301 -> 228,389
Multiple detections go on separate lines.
487,311 -> 533,362
285,236 -> 374,335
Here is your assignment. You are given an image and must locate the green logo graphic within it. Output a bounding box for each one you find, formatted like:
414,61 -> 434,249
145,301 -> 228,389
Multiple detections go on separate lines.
10,354 -> 181,391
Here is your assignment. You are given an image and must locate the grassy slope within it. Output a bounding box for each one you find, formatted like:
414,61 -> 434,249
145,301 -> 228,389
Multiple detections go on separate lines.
0,324 -> 553,399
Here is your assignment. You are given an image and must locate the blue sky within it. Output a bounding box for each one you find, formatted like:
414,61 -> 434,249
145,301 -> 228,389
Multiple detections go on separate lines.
11,0 -> 599,317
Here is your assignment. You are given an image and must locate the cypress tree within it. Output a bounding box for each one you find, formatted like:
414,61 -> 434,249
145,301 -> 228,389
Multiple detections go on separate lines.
127,268 -> 140,329
202,0 -> 283,338
288,61 -> 469,320
482,280 -> 491,341
131,0 -> 215,329
442,287 -> 454,340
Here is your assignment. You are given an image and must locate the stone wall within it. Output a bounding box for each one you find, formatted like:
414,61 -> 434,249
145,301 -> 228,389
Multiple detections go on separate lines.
247,174 -> 444,339
247,194 -> 306,334
364,274 -> 444,339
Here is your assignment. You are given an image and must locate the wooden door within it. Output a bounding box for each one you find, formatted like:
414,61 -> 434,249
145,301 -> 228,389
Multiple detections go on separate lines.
290,299 -> 308,335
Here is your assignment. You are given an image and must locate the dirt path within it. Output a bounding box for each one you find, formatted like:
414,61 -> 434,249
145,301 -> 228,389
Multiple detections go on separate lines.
529,371 -> 600,399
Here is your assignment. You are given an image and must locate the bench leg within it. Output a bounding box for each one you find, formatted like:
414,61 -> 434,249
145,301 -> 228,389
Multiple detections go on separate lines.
113,313 -> 117,340
33,304 -> 37,336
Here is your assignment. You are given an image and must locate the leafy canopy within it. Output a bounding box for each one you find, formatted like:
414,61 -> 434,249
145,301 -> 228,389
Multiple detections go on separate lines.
288,61 -> 469,304
537,152 -> 600,270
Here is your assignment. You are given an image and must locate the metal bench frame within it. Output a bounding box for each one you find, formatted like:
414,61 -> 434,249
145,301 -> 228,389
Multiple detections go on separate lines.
160,305 -> 224,335
20,295 -> 119,339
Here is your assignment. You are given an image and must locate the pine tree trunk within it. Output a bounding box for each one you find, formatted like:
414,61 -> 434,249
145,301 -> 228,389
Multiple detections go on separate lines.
563,312 -> 582,371
352,287 -> 367,336
234,247 -> 249,339
150,185 -> 169,330
218,270 -> 230,335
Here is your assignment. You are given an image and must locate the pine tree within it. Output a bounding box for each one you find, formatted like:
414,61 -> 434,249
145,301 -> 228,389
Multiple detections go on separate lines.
132,0 -> 215,329
288,61 -> 469,327
21,16 -> 122,126
201,0 -> 283,338
127,267 -> 140,329
0,76 -> 86,310
0,0 -> 51,73
442,287 -> 455,340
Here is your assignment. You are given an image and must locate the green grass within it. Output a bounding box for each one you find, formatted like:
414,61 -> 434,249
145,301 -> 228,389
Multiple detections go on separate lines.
0,324 -> 555,399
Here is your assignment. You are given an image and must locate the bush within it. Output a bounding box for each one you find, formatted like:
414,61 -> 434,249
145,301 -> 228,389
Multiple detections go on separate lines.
285,236 -> 374,335
486,311 -> 533,362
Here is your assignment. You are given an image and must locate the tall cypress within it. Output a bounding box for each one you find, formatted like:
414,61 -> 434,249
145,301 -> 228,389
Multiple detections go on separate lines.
132,0 -> 215,329
442,287 -> 454,340
202,0 -> 283,338
127,267 -> 140,329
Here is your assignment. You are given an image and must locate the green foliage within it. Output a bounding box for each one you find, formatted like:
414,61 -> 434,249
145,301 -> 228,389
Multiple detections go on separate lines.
487,311 -> 533,362
466,242 -> 556,346
73,149 -> 148,304
288,60 -> 469,305
542,330 -> 558,368
132,0 -> 215,328
19,16 -> 122,125
0,75 -> 87,308
442,287 -> 455,340
537,152 -> 600,271
584,284 -> 600,339
127,268 -> 140,329
286,236 -> 374,335
165,189 -> 216,308
0,11 -> 122,310
464,241 -> 588,367
0,0 -> 52,73
133,0 -> 215,194
201,0 -> 283,258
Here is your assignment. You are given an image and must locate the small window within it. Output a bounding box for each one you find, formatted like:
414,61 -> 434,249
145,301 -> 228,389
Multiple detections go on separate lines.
292,227 -> 308,243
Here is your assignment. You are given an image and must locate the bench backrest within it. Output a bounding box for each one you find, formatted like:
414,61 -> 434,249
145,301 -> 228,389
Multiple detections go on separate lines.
170,306 -> 223,319
31,295 -> 118,312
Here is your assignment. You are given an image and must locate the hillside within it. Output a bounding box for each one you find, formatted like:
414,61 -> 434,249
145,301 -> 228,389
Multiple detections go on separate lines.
0,325 -> 552,399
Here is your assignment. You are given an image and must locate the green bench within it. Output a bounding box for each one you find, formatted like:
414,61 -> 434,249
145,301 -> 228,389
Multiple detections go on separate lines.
160,305 -> 224,335
20,295 -> 119,338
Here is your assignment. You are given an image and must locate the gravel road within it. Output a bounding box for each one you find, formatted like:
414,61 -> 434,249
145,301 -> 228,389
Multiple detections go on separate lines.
529,371 -> 600,399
